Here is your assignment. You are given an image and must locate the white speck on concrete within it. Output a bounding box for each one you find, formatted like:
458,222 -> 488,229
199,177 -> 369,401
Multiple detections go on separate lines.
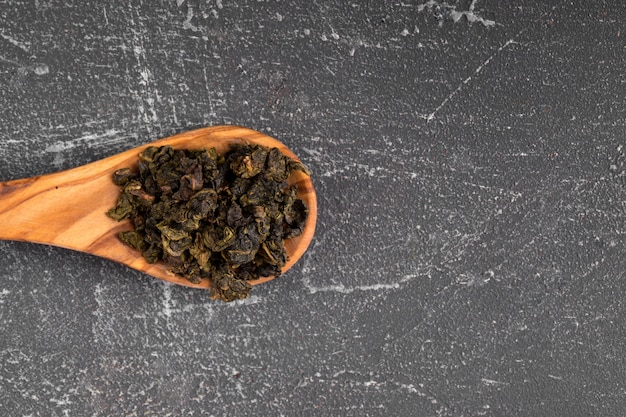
417,0 -> 497,27
425,32 -> 523,122
0,288 -> 9,304
43,129 -> 122,153
102,6 -> 109,25
93,283 -> 104,317
32,63 -> 49,75
320,162 -> 419,180
0,32 -> 30,52
481,378 -> 509,386
162,283 -> 174,320
182,6 -> 199,32
0,54 -> 48,76
304,272 -> 418,295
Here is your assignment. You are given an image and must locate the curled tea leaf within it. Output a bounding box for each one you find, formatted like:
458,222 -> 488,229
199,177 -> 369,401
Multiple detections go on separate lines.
106,143 -> 310,302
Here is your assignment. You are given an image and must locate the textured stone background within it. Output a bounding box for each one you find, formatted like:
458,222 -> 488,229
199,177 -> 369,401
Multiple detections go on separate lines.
1,1 -> 625,416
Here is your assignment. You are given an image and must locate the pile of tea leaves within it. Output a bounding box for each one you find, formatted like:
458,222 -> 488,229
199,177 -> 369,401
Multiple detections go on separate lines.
106,144 -> 309,302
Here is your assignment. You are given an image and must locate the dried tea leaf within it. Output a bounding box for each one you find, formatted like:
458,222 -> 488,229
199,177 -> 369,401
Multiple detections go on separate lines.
112,168 -> 137,186
210,265 -> 252,302
106,143 -> 310,302
230,145 -> 268,178
118,231 -> 147,252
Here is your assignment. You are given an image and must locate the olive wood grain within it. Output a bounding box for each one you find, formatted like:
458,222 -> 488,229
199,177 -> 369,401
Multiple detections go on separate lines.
0,125 -> 317,289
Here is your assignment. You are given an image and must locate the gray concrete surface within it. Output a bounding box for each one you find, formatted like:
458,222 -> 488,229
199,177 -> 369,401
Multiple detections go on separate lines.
0,1 -> 625,416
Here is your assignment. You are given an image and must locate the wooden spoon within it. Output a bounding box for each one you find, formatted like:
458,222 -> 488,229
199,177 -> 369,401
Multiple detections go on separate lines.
0,125 -> 317,289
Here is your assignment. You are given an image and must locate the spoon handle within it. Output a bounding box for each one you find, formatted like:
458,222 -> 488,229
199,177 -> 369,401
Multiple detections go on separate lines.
0,166 -> 120,251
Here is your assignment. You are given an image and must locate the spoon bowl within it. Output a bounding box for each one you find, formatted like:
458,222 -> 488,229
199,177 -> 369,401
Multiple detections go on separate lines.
0,126 -> 317,289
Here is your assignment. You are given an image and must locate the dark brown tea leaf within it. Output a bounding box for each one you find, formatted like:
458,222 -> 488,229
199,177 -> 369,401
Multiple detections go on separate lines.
106,143 -> 309,302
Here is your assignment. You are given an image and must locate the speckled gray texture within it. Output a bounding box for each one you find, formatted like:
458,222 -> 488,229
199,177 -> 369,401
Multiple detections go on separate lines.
1,1 -> 625,416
